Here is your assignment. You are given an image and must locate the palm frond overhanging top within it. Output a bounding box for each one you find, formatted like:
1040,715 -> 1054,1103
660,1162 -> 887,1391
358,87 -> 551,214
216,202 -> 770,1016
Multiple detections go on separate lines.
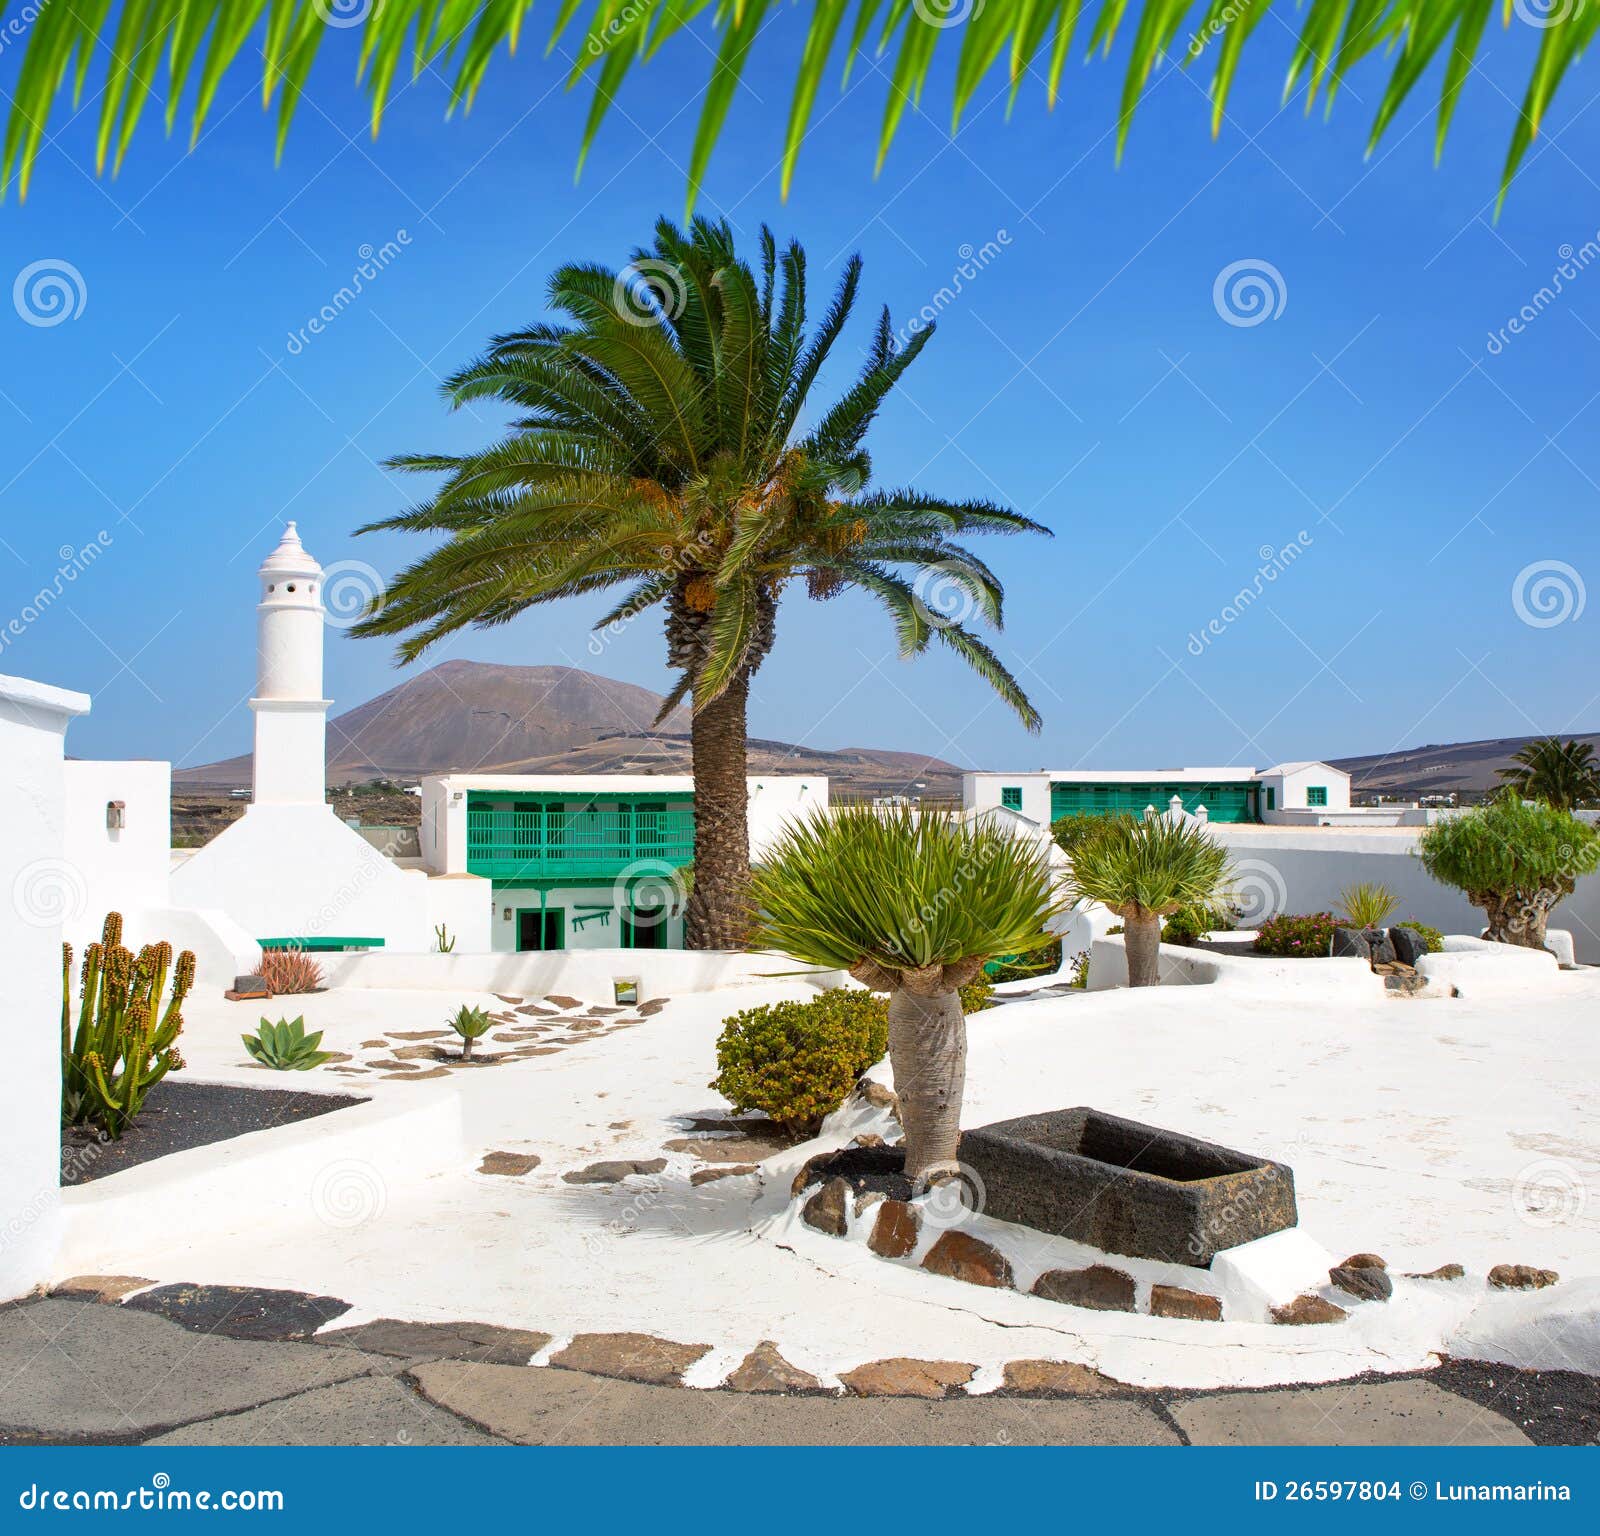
3,2 -> 1589,209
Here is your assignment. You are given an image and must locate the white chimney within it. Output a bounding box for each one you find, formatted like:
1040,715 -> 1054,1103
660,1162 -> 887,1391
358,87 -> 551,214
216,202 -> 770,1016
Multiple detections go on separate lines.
250,522 -> 331,805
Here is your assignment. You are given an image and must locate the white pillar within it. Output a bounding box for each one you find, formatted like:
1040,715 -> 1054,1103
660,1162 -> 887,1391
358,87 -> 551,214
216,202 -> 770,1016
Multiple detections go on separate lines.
0,671 -> 91,1300
250,523 -> 331,806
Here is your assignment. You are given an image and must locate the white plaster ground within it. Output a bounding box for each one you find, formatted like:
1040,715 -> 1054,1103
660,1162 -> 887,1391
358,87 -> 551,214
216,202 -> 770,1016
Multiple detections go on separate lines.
56,972 -> 1600,1392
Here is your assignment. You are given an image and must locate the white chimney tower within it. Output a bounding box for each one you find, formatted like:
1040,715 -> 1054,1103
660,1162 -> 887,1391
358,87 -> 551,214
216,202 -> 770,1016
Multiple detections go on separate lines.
250,522 -> 331,805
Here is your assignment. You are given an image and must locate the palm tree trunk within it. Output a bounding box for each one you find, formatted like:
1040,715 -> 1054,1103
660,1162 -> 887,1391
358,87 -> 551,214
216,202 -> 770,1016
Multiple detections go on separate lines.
1123,910 -> 1162,986
685,673 -> 752,950
887,985 -> 967,1185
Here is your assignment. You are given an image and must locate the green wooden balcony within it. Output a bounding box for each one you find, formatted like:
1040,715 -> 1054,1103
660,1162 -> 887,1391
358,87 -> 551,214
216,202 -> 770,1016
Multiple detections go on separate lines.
466,797 -> 695,881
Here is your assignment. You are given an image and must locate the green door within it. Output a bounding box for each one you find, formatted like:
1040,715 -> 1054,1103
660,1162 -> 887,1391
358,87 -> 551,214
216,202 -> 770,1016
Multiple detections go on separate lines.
516,908 -> 564,951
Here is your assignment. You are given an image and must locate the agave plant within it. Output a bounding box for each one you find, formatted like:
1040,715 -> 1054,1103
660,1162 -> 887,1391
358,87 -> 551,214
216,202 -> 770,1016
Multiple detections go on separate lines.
1338,882 -> 1401,932
749,806 -> 1063,1185
62,912 -> 194,1139
259,947 -> 325,995
448,1004 -> 494,1060
1064,815 -> 1233,987
242,1017 -> 334,1071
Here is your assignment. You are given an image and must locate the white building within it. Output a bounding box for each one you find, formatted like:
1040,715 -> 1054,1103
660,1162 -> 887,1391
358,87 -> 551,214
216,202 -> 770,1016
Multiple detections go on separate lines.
964,763 -> 1355,826
420,773 -> 826,953
169,525 -> 488,959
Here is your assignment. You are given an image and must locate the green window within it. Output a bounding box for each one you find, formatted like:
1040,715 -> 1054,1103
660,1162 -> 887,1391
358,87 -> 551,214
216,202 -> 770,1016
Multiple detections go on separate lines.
1307,786 -> 1328,807
1266,787 -> 1276,811
516,908 -> 564,951
1000,786 -> 1022,811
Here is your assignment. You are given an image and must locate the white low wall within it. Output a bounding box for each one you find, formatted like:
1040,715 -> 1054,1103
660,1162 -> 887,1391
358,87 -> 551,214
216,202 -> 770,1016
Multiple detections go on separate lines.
62,759 -> 172,918
319,946 -> 848,1002
57,1087 -> 464,1276
1087,935 -> 1377,998
1211,826 -> 1600,964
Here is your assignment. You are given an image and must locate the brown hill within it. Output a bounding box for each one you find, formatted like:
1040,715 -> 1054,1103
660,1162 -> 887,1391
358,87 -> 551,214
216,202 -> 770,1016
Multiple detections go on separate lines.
177,660 -> 965,797
1331,732 -> 1600,800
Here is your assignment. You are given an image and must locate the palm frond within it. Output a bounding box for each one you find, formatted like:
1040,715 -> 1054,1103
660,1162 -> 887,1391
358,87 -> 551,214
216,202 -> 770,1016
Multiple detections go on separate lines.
6,3 -> 1587,210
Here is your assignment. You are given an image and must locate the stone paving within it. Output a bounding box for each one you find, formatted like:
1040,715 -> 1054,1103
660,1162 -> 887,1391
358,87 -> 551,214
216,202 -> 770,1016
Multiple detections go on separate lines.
1,1291 -> 1575,1447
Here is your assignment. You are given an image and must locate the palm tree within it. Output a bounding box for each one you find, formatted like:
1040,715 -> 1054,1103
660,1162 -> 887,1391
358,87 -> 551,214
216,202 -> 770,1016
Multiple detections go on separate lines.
749,806 -> 1063,1185
351,218 -> 1046,950
1496,737 -> 1600,812
4,5 -> 1577,210
1063,814 -> 1232,986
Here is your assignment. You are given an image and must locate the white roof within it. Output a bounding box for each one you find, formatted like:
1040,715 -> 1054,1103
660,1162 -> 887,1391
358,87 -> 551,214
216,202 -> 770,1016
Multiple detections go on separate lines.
1032,767 -> 1259,784
1261,761 -> 1346,778
425,773 -> 824,793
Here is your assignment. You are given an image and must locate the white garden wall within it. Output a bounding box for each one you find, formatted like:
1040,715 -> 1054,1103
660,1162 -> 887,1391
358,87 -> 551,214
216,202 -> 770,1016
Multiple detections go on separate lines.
0,671 -> 90,1300
1210,825 -> 1600,963
62,759 -> 171,921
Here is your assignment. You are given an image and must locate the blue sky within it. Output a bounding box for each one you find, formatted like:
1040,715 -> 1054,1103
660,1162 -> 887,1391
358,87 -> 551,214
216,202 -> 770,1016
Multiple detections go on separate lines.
1,18 -> 1596,775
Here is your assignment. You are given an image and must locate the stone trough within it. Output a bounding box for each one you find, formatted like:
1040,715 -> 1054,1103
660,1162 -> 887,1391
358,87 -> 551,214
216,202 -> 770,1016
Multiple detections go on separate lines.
958,1107 -> 1297,1266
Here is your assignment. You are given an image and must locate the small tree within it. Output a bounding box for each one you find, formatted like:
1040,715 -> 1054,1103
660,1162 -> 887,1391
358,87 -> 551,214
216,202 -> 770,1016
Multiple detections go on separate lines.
1063,815 -> 1233,987
1417,794 -> 1600,950
749,807 -> 1063,1186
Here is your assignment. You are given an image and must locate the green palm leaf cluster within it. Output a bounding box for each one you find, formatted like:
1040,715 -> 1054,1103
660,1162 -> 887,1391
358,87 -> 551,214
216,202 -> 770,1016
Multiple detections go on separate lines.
749,804 -> 1065,978
4,3 -> 1588,207
352,216 -> 1044,729
1496,736 -> 1600,811
1065,813 -> 1233,918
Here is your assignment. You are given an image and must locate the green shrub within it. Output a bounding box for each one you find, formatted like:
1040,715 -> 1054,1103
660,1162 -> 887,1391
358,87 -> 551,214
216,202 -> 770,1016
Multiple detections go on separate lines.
1160,902 -> 1235,946
711,992 -> 888,1135
1067,952 -> 1090,989
242,1016 -> 334,1071
1253,911 -> 1339,958
958,979 -> 996,1013
1396,919 -> 1444,953
1417,794 -> 1600,948
62,912 -> 193,1140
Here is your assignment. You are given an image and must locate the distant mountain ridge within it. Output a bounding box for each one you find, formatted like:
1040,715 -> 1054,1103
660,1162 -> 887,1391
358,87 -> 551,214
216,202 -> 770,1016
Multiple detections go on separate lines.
177,659 -> 967,797
1329,732 -> 1600,799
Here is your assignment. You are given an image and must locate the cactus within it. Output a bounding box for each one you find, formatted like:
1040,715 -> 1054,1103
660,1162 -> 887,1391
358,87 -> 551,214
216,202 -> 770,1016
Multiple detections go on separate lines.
62,912 -> 194,1139
259,947 -> 324,995
448,1004 -> 492,1060
241,1016 -> 334,1070
434,923 -> 456,953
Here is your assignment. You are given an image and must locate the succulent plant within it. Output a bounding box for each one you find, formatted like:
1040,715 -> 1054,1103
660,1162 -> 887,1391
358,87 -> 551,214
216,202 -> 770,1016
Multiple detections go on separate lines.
242,1016 -> 334,1071
62,912 -> 194,1139
259,947 -> 325,995
434,923 -> 456,953
448,1004 -> 492,1060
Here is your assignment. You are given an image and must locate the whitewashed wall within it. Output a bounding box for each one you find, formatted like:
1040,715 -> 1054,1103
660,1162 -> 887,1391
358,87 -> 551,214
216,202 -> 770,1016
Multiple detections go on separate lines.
62,759 -> 171,920
1210,826 -> 1600,963
0,672 -> 90,1300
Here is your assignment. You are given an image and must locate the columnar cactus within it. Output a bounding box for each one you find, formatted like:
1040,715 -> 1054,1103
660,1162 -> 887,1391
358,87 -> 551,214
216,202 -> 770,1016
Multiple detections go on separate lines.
62,912 -> 195,1139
